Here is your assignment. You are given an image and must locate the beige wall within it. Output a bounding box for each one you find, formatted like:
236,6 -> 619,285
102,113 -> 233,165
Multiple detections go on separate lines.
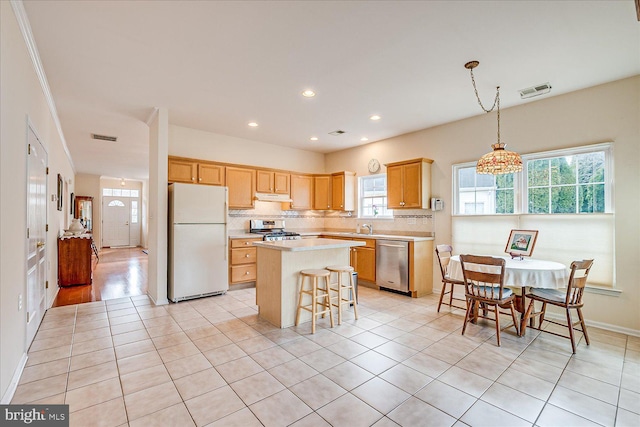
169,125 -> 326,174
326,76 -> 640,333
1,2 -> 76,400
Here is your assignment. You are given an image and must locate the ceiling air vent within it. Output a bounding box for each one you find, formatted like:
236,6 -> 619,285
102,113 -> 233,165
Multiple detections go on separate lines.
91,133 -> 118,142
328,130 -> 346,136
519,83 -> 552,99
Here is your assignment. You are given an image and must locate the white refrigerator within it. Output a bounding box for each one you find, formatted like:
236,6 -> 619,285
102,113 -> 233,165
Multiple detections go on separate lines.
168,183 -> 229,302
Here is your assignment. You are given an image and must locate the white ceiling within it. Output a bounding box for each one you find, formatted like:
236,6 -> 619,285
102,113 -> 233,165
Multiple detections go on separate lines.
22,0 -> 640,181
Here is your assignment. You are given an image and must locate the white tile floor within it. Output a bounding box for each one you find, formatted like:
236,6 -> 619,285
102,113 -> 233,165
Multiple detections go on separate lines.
12,286 -> 640,427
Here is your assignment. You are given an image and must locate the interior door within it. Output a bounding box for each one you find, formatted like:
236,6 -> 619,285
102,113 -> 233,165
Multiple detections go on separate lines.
102,196 -> 130,246
26,126 -> 48,345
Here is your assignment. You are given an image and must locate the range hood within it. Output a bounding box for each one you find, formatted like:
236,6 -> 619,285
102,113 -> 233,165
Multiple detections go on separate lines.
254,193 -> 293,202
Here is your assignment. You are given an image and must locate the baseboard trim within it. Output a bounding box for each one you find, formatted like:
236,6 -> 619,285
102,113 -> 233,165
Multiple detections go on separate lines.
147,293 -> 169,306
543,312 -> 640,337
1,353 -> 28,404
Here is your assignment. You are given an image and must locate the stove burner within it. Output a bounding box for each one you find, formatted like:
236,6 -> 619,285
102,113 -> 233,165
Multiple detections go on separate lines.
249,219 -> 301,241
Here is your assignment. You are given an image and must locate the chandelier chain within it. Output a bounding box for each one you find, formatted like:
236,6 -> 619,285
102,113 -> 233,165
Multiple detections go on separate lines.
469,67 -> 501,144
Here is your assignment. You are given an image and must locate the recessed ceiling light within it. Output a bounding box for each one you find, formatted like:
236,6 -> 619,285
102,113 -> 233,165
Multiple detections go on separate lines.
248,122 -> 258,127
360,137 -> 369,142
302,90 -> 316,98
310,137 -> 318,141
369,115 -> 381,121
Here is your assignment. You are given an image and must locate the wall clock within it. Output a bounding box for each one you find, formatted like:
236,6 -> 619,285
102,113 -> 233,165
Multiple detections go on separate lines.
368,158 -> 381,173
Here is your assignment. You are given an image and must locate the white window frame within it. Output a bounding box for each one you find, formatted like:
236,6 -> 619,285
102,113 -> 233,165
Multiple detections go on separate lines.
453,142 -> 613,215
358,174 -> 393,219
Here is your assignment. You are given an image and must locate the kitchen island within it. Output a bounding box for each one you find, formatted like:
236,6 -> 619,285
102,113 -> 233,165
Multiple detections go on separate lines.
254,238 -> 365,328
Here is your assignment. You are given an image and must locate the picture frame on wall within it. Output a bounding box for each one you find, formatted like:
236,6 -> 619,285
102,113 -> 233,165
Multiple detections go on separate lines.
70,192 -> 75,216
505,229 -> 538,257
57,174 -> 63,211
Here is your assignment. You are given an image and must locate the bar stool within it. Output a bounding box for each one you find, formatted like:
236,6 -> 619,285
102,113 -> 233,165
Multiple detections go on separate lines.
295,269 -> 334,334
326,265 -> 358,325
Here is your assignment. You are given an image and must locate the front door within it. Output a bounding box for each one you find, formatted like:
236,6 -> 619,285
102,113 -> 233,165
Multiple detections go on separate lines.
26,126 -> 48,345
102,196 -> 130,247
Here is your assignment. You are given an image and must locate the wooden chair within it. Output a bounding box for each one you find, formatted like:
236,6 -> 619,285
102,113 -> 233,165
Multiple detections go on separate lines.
435,245 -> 467,312
459,255 -> 519,346
523,259 -> 593,353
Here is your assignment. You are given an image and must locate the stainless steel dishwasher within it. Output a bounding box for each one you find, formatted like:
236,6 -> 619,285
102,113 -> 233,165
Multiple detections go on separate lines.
376,240 -> 409,292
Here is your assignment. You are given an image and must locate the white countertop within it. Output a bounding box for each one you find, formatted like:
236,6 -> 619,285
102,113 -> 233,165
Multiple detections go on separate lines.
253,238 -> 366,252
229,230 -> 433,242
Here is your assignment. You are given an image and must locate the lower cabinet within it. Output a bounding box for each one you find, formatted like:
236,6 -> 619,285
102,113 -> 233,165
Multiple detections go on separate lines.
408,240 -> 434,298
58,236 -> 93,286
229,237 -> 261,284
351,239 -> 376,283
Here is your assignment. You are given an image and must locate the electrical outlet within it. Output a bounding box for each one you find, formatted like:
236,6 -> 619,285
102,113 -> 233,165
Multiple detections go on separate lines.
407,217 -> 416,225
18,294 -> 23,311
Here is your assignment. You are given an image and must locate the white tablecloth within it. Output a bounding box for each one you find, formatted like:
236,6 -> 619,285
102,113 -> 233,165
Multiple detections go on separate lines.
449,255 -> 568,289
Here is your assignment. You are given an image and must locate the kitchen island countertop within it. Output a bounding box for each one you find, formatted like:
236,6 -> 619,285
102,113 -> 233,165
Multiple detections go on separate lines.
253,237 -> 365,251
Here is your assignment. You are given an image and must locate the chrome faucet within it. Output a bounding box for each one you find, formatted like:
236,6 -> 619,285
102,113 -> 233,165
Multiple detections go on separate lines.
362,224 -> 373,235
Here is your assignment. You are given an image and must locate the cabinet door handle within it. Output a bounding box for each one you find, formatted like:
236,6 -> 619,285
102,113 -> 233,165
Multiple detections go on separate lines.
245,254 -> 250,258
191,177 -> 195,181
244,242 -> 250,245
245,271 -> 250,275
199,177 -> 202,181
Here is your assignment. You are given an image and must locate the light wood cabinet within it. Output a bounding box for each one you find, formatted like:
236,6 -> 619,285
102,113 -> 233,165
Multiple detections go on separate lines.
58,237 -> 93,286
226,167 -> 256,209
386,158 -> 433,209
168,158 -> 198,183
408,240 -> 433,298
289,175 -> 314,210
229,237 -> 262,284
198,163 -> 225,185
257,170 -> 290,194
313,175 -> 331,210
168,157 -> 225,185
331,171 -> 356,211
351,238 -> 376,283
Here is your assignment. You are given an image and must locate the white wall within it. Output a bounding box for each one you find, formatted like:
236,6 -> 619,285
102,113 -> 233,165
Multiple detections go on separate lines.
326,76 -> 640,333
1,1 -> 75,400
169,125 -> 325,174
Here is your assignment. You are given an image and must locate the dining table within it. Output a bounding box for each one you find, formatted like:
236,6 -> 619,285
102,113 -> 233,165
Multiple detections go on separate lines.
447,254 -> 568,335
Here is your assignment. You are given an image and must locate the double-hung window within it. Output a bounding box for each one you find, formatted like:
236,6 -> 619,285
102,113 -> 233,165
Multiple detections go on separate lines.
358,174 -> 393,218
453,143 -> 612,215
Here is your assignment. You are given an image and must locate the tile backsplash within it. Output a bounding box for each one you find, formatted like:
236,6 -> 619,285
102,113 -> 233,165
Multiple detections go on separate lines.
228,201 -> 433,235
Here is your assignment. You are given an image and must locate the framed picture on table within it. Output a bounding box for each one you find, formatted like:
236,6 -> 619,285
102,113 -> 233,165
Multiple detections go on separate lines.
505,229 -> 538,257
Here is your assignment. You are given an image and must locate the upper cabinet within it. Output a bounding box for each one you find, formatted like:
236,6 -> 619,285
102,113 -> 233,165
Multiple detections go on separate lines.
386,158 -> 433,209
198,163 -> 225,185
168,158 -> 197,183
313,175 -> 331,210
168,157 -> 225,185
226,167 -> 256,209
289,175 -> 314,210
256,170 -> 290,194
331,171 -> 356,211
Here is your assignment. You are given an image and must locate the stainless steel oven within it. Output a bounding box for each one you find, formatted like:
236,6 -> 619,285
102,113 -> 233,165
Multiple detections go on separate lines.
249,219 -> 301,241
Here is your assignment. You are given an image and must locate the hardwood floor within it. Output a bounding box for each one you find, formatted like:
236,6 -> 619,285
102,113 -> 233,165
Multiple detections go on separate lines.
52,247 -> 148,307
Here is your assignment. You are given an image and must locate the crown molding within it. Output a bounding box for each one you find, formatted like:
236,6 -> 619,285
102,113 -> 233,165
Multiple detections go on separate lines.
10,0 -> 75,173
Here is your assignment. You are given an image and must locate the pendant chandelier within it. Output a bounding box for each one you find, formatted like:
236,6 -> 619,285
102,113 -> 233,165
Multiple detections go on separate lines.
465,60 -> 523,175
